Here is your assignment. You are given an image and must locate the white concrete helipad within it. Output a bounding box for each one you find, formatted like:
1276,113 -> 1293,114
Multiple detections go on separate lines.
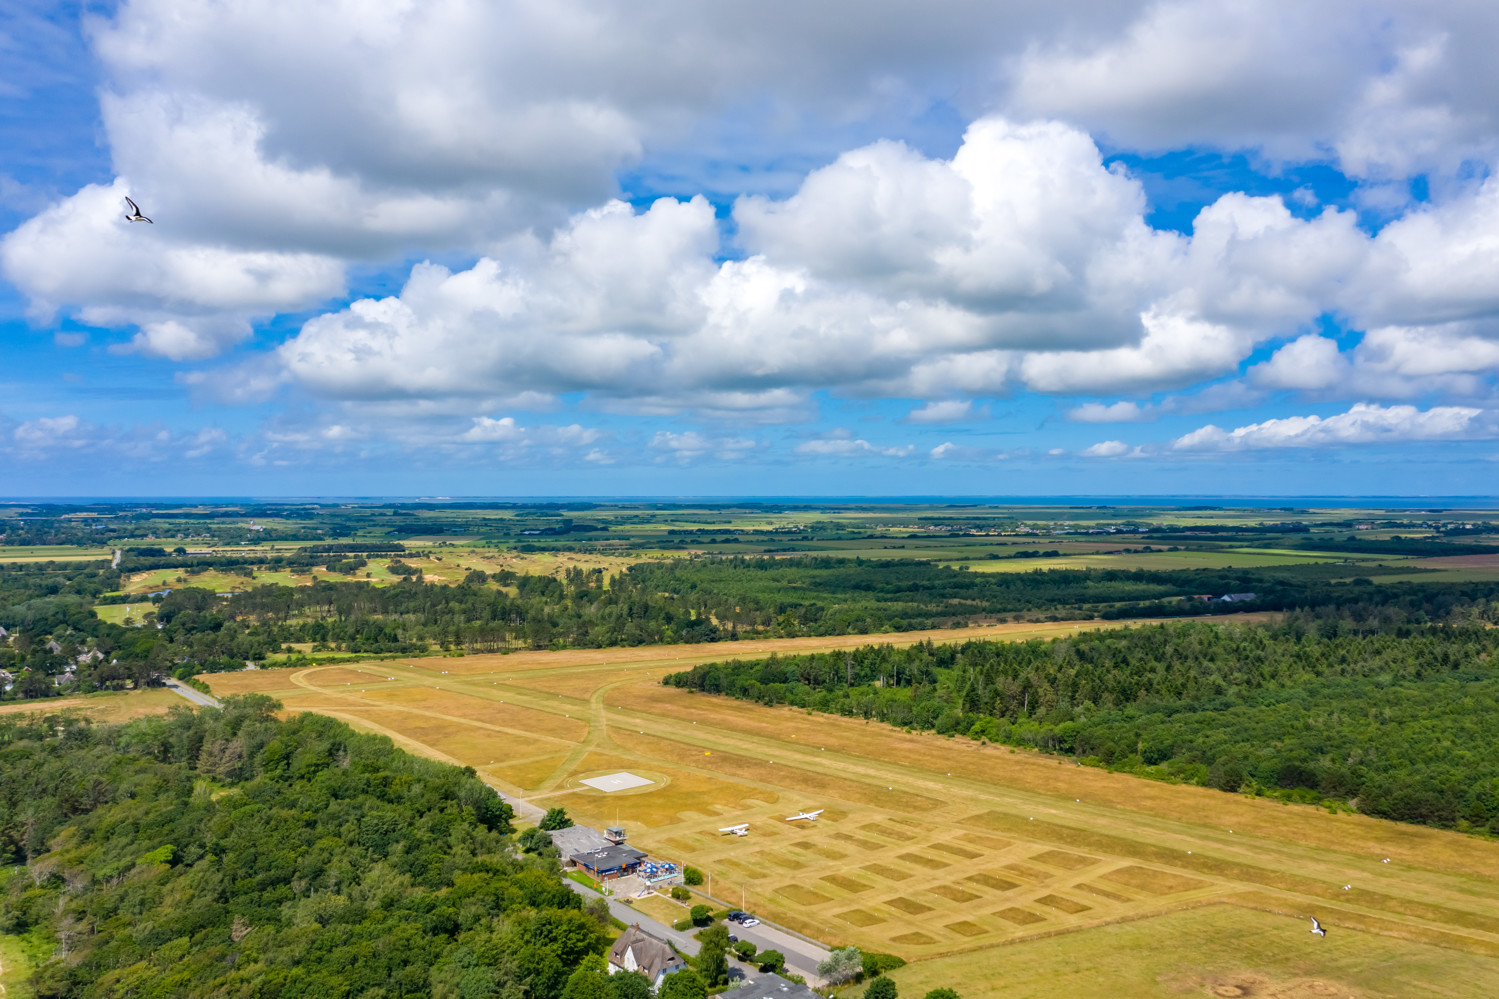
580,771 -> 654,793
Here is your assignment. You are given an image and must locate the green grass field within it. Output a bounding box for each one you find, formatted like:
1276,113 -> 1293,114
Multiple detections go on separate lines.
0,546 -> 112,563
92,603 -> 153,626
946,549 -> 1378,572
862,903 -> 1499,999
0,929 -> 53,999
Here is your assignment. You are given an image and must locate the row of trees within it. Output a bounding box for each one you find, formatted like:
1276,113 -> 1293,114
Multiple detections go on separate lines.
664,610 -> 1499,832
7,554 -> 1499,699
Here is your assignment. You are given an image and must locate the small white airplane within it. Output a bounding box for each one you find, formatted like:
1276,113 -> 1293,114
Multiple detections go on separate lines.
786,809 -> 824,822
718,824 -> 750,836
1310,916 -> 1326,938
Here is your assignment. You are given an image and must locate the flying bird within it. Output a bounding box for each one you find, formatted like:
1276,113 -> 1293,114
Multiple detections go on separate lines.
124,197 -> 152,224
1310,916 -> 1326,938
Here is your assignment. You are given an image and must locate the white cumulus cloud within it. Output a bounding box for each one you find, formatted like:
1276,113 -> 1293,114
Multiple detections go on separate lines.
1172,402 -> 1493,450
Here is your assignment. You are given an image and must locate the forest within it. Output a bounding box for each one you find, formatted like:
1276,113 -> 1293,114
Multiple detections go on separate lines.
0,696 -> 618,998
663,610 -> 1499,832
6,554 -> 1499,699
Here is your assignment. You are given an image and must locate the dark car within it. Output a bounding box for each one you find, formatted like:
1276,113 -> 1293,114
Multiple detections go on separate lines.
726,910 -> 746,922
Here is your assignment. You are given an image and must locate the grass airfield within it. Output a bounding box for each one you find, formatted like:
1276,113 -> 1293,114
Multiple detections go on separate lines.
193,618 -> 1499,997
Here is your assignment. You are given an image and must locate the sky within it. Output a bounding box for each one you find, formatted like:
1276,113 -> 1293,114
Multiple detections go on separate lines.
4,0 -> 1499,497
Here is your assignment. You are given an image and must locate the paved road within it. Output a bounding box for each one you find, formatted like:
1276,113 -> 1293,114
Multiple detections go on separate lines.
564,882 -> 812,986
565,880 -> 701,957
493,788 -> 546,824
163,679 -> 222,709
728,920 -> 828,985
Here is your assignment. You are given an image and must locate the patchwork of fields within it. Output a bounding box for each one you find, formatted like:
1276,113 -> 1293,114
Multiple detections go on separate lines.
189,622 -> 1499,997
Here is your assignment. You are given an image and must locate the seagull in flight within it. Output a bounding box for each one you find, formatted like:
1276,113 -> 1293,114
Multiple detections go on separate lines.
124,197 -> 153,224
1310,916 -> 1326,938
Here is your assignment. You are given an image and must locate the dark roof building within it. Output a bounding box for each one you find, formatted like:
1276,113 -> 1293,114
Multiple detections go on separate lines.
714,973 -> 820,999
572,843 -> 647,878
608,924 -> 685,988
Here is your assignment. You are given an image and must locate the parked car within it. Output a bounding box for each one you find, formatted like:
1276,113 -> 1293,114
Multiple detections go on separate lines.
741,917 -> 760,927
726,910 -> 746,922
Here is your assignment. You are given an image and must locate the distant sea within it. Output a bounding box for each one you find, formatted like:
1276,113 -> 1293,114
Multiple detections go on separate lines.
7,495 -> 1499,509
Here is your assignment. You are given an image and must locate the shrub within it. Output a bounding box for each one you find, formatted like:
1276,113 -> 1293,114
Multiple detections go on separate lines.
816,946 -> 862,984
924,989 -> 959,999
658,970 -> 708,999
756,950 -> 785,973
518,826 -> 553,853
689,904 -> 712,926
733,940 -> 757,960
673,918 -> 694,932
670,885 -> 692,901
866,978 -> 898,999
683,865 -> 704,886
862,952 -> 906,977
539,807 -> 574,831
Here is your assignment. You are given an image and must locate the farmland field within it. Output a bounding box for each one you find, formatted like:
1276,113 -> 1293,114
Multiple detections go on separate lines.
193,623 -> 1499,998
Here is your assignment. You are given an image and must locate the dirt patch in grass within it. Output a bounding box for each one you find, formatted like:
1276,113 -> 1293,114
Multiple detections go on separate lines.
897,852 -> 951,870
956,832 -> 1013,852
965,873 -> 1021,892
1100,865 -> 1213,895
1074,882 -> 1133,903
831,832 -> 889,852
777,884 -> 834,906
794,841 -> 849,860
1001,863 -> 1052,882
1035,893 -> 1092,915
928,884 -> 981,903
755,851 -> 806,871
994,907 -> 1046,925
1031,849 -> 1097,871
861,822 -> 916,842
886,897 -> 935,915
861,864 -> 913,882
836,909 -> 885,927
944,920 -> 988,937
928,841 -> 982,860
891,931 -> 936,947
821,874 -> 874,893
1191,973 -> 1354,999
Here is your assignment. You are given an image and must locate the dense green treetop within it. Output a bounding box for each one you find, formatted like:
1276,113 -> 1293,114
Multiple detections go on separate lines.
0,697 -> 611,999
665,611 -> 1499,832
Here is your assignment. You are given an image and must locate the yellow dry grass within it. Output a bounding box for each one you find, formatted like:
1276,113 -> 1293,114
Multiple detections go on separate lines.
0,688 -> 180,722
182,627 -> 1499,995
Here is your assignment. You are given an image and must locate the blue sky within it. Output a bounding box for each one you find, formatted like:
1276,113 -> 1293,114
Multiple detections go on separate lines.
3,0 -> 1499,497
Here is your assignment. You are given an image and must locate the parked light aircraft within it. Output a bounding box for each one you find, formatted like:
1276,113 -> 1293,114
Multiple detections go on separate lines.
786,809 -> 824,822
719,824 -> 750,836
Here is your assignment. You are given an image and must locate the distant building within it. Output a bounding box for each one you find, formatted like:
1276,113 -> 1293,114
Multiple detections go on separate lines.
714,974 -> 820,999
44,639 -> 63,654
608,924 -> 684,988
1217,592 -> 1257,603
